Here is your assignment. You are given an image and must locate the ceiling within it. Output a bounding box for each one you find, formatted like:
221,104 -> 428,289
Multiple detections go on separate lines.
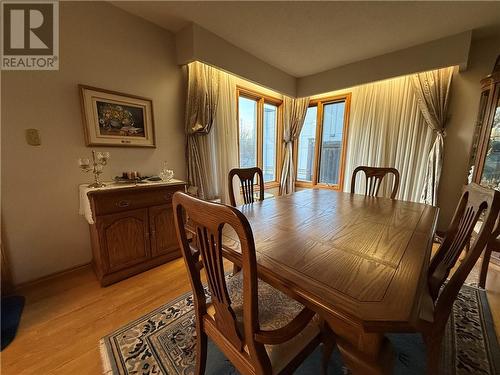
112,1 -> 500,77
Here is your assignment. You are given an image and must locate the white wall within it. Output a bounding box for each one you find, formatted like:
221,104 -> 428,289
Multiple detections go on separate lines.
1,2 -> 186,284
297,32 -> 472,97
176,24 -> 297,96
438,35 -> 500,230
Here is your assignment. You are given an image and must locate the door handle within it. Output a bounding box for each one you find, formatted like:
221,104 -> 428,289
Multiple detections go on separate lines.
116,200 -> 131,208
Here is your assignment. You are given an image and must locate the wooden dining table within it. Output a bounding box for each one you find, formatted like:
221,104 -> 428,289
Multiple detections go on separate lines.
221,188 -> 439,374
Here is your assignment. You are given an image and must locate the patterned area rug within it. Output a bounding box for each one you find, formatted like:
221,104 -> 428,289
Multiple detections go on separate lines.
100,284 -> 500,375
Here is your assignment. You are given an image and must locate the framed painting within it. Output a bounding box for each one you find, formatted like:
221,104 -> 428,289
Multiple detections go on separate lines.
79,85 -> 155,147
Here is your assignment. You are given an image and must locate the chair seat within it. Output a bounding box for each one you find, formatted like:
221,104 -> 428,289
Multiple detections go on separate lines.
207,272 -> 320,374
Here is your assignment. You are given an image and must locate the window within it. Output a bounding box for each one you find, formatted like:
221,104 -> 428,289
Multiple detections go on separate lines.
237,88 -> 282,184
296,94 -> 350,190
297,107 -> 317,182
238,96 -> 258,168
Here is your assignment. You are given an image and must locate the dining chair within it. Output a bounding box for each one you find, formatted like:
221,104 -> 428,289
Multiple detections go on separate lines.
228,167 -> 265,207
478,218 -> 500,288
172,192 -> 327,375
228,167 -> 265,274
350,166 -> 400,199
411,183 -> 500,374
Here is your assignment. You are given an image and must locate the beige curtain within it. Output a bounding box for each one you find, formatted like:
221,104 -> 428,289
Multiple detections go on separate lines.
279,96 -> 310,194
411,67 -> 454,206
185,61 -> 220,199
344,75 -> 433,202
211,71 -> 239,204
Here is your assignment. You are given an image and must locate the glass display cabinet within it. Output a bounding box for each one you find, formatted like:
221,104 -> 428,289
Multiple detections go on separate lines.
468,55 -> 500,188
467,55 -> 500,281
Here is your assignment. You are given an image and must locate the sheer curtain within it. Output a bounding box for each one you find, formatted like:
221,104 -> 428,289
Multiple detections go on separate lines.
344,75 -> 434,202
211,71 -> 239,204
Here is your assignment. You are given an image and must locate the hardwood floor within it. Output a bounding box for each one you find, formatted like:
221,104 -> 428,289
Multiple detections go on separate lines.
1,259 -> 195,375
2,257 -> 499,374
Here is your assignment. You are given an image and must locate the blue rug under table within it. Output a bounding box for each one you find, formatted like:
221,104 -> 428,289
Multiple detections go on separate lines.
100,285 -> 500,374
204,333 -> 425,375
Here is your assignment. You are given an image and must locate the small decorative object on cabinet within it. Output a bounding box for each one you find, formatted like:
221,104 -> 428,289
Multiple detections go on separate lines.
159,161 -> 174,182
82,180 -> 186,286
78,150 -> 110,188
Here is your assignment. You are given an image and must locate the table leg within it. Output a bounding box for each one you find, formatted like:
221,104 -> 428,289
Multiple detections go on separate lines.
337,335 -> 393,375
323,316 -> 394,375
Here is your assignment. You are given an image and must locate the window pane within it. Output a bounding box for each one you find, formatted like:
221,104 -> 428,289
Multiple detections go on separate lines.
238,97 -> 257,168
319,101 -> 345,185
263,103 -> 277,182
297,107 -> 317,182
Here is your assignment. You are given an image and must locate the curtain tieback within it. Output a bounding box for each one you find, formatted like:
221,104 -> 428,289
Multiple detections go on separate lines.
435,129 -> 446,138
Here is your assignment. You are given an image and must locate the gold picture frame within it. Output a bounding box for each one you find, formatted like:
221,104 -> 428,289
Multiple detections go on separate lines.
79,85 -> 156,148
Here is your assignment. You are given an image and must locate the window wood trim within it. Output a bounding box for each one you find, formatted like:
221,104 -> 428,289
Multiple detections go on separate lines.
237,86 -> 282,105
236,86 -> 283,186
294,93 -> 351,191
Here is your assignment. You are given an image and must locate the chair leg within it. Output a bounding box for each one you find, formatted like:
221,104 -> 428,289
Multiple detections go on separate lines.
194,322 -> 207,375
479,246 -> 492,289
424,331 -> 443,375
321,323 -> 335,375
232,264 -> 241,274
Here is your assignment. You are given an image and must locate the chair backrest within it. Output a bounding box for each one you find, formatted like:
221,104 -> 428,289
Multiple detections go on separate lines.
428,183 -> 500,326
350,166 -> 400,199
489,217 -> 500,253
172,192 -> 264,360
228,167 -> 264,207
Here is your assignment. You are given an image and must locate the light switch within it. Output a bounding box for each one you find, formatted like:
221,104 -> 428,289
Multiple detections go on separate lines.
26,129 -> 41,146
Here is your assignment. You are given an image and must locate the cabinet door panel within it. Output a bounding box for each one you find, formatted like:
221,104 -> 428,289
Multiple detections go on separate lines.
98,209 -> 150,273
150,204 -> 179,257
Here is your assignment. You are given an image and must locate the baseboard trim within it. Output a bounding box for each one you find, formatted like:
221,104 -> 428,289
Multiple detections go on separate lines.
15,262 -> 92,291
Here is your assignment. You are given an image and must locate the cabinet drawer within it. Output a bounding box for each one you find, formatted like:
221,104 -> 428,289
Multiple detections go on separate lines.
91,185 -> 184,216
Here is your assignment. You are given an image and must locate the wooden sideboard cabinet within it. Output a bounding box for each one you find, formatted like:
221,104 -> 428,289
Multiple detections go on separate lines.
86,182 -> 186,286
